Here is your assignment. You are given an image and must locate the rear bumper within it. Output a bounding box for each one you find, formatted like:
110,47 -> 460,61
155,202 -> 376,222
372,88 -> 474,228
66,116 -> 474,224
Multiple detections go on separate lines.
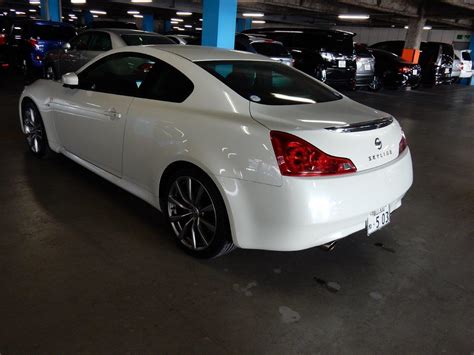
355,73 -> 375,87
218,149 -> 413,251
460,70 -> 472,79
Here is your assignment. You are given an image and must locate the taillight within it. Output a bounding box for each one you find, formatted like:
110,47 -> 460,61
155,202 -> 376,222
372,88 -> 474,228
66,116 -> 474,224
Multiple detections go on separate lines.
270,131 -> 357,177
399,132 -> 408,155
28,38 -> 38,49
0,34 -> 6,46
398,66 -> 411,74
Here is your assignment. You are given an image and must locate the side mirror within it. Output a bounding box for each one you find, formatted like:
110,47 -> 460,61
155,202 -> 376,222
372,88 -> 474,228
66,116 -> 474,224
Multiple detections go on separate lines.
62,72 -> 79,88
63,42 -> 71,50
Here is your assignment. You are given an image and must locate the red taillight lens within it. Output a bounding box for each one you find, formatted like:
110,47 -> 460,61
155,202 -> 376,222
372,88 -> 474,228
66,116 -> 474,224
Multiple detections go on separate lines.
0,34 -> 6,46
398,66 -> 411,74
270,131 -> 357,177
399,133 -> 408,155
28,38 -> 38,49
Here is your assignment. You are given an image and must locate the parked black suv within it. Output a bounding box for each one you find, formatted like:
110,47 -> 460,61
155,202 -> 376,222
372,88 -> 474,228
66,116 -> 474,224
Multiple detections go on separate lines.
370,40 -> 454,86
243,28 -> 356,88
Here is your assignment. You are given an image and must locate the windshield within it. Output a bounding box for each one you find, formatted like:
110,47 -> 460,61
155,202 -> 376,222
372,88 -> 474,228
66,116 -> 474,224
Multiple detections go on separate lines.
251,42 -> 290,57
462,51 -> 471,61
121,34 -> 174,45
31,24 -> 76,41
197,60 -> 341,105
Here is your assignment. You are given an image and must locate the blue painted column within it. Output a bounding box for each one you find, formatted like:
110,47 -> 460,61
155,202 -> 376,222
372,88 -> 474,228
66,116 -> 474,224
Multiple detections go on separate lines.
40,0 -> 61,22
236,18 -> 251,33
164,20 -> 172,33
202,0 -> 237,49
143,14 -> 154,32
82,10 -> 93,26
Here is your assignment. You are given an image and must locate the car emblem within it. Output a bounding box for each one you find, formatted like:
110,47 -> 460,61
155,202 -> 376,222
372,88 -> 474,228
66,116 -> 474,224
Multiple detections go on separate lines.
374,138 -> 382,150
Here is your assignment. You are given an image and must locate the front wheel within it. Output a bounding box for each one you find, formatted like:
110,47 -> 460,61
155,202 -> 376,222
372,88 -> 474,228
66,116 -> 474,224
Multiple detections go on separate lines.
369,76 -> 382,91
165,168 -> 235,258
21,100 -> 53,158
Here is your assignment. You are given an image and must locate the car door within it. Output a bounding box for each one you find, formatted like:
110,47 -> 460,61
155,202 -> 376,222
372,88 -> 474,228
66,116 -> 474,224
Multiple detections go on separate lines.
52,52 -> 156,177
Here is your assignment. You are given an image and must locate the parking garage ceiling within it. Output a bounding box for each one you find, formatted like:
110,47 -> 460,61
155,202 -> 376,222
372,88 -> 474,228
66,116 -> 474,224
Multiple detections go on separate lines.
0,0 -> 473,29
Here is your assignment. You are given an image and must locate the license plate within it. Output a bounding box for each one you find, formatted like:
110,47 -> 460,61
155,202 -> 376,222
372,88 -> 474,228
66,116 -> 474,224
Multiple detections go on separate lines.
413,69 -> 418,75
364,64 -> 371,71
367,205 -> 390,236
338,60 -> 346,68
445,68 -> 450,74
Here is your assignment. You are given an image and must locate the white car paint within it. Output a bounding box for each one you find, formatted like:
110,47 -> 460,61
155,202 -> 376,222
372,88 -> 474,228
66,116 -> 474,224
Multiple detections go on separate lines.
455,49 -> 472,79
20,45 -> 413,252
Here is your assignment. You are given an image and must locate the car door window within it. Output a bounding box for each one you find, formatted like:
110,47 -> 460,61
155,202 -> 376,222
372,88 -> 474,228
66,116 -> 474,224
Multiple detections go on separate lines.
70,33 -> 91,50
88,32 -> 112,51
140,60 -> 194,103
78,53 -> 156,96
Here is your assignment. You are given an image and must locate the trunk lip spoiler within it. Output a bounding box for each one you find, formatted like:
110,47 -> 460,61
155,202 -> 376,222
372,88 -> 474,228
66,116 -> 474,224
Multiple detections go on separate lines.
325,116 -> 393,133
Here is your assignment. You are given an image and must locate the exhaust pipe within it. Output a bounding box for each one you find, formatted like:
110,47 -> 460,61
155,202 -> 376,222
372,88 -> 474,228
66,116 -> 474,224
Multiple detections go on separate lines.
319,241 -> 337,252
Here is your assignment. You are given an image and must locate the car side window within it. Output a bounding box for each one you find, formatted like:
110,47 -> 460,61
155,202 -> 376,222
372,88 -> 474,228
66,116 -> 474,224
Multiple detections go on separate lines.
78,53 -> 156,97
88,32 -> 112,51
140,60 -> 194,103
70,33 -> 91,50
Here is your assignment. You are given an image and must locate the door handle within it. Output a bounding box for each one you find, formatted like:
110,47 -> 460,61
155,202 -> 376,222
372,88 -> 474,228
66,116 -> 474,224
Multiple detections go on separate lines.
104,108 -> 122,120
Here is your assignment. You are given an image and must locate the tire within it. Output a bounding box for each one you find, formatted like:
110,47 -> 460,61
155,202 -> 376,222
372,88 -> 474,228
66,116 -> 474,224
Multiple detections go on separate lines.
368,76 -> 382,91
21,100 -> 54,159
164,167 -> 235,258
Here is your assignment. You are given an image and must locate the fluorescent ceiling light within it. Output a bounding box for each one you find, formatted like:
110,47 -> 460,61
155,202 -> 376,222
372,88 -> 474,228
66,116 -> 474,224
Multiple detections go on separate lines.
170,18 -> 183,22
133,14 -> 143,18
15,11 -> 26,15
29,0 -> 40,4
127,10 -> 139,14
93,14 -> 98,18
170,21 -> 179,24
252,20 -> 266,24
176,11 -> 192,16
423,26 -> 432,30
199,18 -> 202,21
184,25 -> 192,28
71,0 -> 86,3
131,0 -> 152,2
90,10 -> 106,15
243,13 -> 264,17
196,27 -> 202,31
338,14 -> 370,20
29,9 -> 37,12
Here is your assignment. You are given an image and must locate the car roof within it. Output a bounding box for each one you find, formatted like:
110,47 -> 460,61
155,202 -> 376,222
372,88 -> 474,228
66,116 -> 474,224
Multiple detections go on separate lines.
245,27 -> 355,37
84,28 -> 160,36
146,45 -> 270,62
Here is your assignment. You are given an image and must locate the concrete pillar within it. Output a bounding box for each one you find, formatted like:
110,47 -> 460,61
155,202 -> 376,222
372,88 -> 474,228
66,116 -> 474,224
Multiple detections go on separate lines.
404,17 -> 427,49
40,0 -> 61,22
202,0 -> 237,49
82,10 -> 93,26
236,18 -> 251,33
164,20 -> 172,33
143,14 -> 154,32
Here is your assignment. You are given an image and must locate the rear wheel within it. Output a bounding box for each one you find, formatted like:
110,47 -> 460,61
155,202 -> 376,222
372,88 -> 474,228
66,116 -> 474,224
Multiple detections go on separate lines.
165,168 -> 235,258
368,75 -> 382,91
21,100 -> 53,158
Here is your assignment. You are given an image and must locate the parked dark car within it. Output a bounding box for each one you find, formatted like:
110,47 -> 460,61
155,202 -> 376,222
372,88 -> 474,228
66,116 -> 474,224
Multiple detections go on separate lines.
370,40 -> 454,86
234,33 -> 294,66
243,27 -> 356,88
369,48 -> 421,89
8,20 -> 76,77
44,29 -> 173,80
354,43 -> 376,89
185,33 -> 294,66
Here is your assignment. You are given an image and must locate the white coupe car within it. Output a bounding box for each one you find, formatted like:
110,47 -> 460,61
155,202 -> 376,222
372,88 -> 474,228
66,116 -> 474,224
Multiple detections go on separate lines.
19,45 -> 413,258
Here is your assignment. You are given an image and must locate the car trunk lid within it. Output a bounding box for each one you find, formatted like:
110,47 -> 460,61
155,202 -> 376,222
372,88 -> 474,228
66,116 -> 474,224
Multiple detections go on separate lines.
250,97 -> 404,172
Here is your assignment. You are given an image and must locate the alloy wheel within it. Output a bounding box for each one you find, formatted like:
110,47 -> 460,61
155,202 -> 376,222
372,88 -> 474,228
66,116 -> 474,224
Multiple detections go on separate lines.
23,106 -> 44,154
167,176 -> 217,251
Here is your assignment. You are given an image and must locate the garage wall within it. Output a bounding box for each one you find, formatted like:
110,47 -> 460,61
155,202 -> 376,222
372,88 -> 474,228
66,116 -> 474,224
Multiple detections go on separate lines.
334,26 -> 472,49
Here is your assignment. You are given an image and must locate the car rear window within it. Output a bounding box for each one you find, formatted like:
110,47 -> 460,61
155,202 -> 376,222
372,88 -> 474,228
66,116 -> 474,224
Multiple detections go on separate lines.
121,34 -> 174,45
462,52 -> 472,61
197,60 -> 341,105
31,24 -> 76,41
251,42 -> 290,57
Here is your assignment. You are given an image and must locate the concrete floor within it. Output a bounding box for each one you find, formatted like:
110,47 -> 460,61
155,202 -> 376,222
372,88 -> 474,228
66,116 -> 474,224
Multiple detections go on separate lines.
0,72 -> 473,354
